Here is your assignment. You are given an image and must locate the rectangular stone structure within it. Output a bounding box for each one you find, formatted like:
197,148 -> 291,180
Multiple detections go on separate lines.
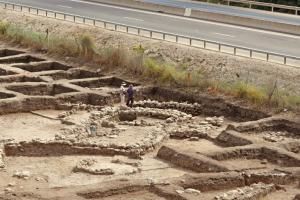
128,27 -> 139,35
140,30 -> 151,37
116,25 -> 127,33
191,39 -> 205,48
236,48 -> 251,57
177,37 -> 190,45
220,45 -> 235,54
205,42 -> 220,51
252,51 -> 268,61
95,21 -> 105,28
152,32 -> 164,40
165,34 -> 177,42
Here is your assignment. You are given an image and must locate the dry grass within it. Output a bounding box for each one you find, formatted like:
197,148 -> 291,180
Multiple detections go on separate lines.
0,20 -> 299,111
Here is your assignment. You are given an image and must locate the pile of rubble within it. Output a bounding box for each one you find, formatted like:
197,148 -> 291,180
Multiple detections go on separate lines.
167,116 -> 224,139
73,158 -> 140,175
261,131 -> 299,143
57,103 -> 103,119
134,100 -> 202,115
214,183 -> 275,200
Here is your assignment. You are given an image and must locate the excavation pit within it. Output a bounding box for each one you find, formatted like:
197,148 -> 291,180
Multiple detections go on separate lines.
41,69 -> 102,80
6,84 -> 79,96
0,55 -> 45,64
0,75 -> 45,83
0,50 -> 298,199
0,49 -> 24,57
10,61 -> 72,72
0,92 -> 15,99
0,68 -> 17,76
71,76 -> 138,89
0,111 -> 66,142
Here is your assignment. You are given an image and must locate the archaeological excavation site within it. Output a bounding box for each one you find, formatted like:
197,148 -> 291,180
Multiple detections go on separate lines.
0,48 -> 299,200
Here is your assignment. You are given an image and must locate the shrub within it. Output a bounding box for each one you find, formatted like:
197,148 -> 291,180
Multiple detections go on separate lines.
0,21 -> 9,35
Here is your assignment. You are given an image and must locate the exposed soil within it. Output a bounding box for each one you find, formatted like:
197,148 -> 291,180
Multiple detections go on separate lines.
0,6 -> 299,200
0,46 -> 299,200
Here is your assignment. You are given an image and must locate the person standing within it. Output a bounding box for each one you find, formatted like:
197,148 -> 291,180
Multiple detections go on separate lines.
126,84 -> 134,107
120,82 -> 126,106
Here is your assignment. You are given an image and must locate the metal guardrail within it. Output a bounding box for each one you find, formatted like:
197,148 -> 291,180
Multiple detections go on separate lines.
200,0 -> 300,15
0,1 -> 300,68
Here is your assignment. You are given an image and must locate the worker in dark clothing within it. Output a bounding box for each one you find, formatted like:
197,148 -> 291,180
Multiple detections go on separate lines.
126,84 -> 134,107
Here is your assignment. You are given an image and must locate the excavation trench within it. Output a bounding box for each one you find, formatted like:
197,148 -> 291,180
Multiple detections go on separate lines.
0,48 -> 299,200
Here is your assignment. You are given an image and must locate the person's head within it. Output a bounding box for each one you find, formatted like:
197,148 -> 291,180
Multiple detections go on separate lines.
129,84 -> 133,88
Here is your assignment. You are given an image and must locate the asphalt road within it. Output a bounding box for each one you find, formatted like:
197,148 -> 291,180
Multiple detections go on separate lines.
144,0 -> 300,26
2,0 -> 300,57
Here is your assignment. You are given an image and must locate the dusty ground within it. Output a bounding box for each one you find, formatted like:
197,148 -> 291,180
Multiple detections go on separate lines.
0,9 -> 300,96
0,47 -> 299,200
0,7 -> 299,200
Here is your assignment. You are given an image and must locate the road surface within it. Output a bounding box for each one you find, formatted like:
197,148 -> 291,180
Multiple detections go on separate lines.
2,0 -> 300,57
144,0 -> 300,26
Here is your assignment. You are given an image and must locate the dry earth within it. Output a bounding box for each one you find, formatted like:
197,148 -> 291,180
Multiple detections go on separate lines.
0,7 -> 299,200
0,47 -> 299,200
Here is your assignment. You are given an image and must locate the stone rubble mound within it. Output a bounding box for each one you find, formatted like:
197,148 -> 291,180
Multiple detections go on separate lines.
73,158 -> 140,175
134,100 -> 202,115
214,183 -> 275,200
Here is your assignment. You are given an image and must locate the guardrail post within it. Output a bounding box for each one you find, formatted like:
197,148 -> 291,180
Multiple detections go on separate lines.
250,50 -> 253,58
284,57 -> 287,64
234,47 -> 236,55
271,6 -> 274,12
267,54 -> 269,61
